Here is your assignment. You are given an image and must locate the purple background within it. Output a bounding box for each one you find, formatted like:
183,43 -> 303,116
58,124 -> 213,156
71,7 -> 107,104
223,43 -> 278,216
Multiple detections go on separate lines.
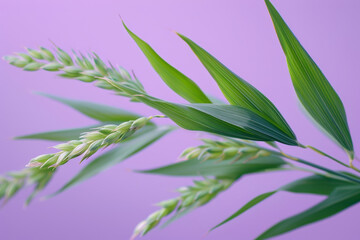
1,0 -> 360,239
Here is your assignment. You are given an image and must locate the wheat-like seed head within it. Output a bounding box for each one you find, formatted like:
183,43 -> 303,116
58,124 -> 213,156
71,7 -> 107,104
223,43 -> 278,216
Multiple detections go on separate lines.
0,167 -> 55,205
179,138 -> 270,162
3,47 -> 145,101
132,178 -> 233,238
27,116 -> 156,169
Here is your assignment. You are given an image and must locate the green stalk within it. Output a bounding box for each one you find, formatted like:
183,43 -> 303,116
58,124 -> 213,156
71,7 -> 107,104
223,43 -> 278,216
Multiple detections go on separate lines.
305,145 -> 360,173
230,139 -> 360,184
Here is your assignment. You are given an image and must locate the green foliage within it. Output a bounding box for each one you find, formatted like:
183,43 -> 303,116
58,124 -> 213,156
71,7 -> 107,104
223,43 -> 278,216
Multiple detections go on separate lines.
265,0 -> 353,157
2,0 -> 359,239
139,138 -> 286,179
257,185 -> 360,239
124,22 -> 211,104
177,33 -> 295,140
36,92 -> 141,122
112,86 -> 298,145
15,125 -> 103,142
212,175 -> 355,231
50,125 -> 174,196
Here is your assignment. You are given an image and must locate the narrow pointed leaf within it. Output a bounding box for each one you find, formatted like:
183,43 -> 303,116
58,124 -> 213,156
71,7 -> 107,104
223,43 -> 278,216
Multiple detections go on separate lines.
123,22 -> 211,103
177,33 -> 295,139
36,92 -> 141,122
265,0 -> 353,156
14,125 -> 102,142
212,175 -> 354,231
49,126 -> 173,197
138,156 -> 286,179
139,96 -> 298,145
256,185 -> 360,239
211,191 -> 276,231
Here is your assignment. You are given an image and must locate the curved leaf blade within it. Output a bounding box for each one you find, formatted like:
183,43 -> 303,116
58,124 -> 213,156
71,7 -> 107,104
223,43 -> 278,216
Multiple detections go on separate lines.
177,33 -> 295,140
211,191 -> 276,231
48,126 -> 174,197
123,22 -> 211,104
14,124 -> 101,142
137,95 -> 298,145
36,92 -> 141,122
212,175 -> 355,231
265,0 -> 353,156
256,185 -> 360,239
138,156 -> 286,179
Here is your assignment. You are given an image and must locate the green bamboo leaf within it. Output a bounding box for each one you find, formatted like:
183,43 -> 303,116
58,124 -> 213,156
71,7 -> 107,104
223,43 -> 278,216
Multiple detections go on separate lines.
211,191 -> 276,231
48,125 -> 173,197
123,22 -> 211,104
138,156 -> 286,179
138,95 -> 298,145
212,175 -> 355,231
14,125 -> 102,141
265,0 -> 353,157
36,92 -> 141,122
177,33 -> 295,140
256,185 -> 360,239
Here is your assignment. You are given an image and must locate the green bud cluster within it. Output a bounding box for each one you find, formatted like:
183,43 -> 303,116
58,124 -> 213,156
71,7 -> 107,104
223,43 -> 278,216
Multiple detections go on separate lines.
3,47 -> 145,100
27,117 -> 152,169
180,138 -> 270,162
132,178 -> 233,238
0,167 -> 55,205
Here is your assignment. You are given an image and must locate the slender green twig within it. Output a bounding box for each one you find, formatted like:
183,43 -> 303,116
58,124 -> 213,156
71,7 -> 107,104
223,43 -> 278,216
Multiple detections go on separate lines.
229,139 -> 360,184
305,145 -> 360,173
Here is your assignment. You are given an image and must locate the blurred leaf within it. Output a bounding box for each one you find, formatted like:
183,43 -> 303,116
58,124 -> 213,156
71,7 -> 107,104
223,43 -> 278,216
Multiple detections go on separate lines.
178,33 -> 295,140
212,175 -> 355,231
36,92 -> 141,122
49,126 -> 174,197
280,174 -> 355,195
138,156 -> 286,179
257,185 -> 360,239
265,0 -> 353,157
123,22 -> 211,104
14,124 -> 101,142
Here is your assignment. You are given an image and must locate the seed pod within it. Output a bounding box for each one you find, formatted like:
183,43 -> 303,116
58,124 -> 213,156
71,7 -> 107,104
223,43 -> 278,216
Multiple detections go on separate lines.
17,53 -> 34,62
157,199 -> 179,212
10,59 -> 28,68
56,47 -> 73,66
76,76 -> 96,83
221,147 -> 239,160
79,54 -> 94,70
40,47 -> 55,61
82,131 -> 105,141
42,62 -> 63,71
68,142 -> 89,158
82,140 -> 103,160
26,48 -> 44,59
53,142 -> 76,151
29,154 -> 55,165
81,70 -> 102,78
130,117 -> 149,131
93,54 -> 108,76
23,62 -> 43,71
103,131 -> 123,145
62,66 -> 82,74
98,124 -> 117,134
41,154 -> 59,168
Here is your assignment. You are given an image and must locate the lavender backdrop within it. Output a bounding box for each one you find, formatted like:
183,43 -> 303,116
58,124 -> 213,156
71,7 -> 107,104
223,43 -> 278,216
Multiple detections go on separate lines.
1,0 -> 360,239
